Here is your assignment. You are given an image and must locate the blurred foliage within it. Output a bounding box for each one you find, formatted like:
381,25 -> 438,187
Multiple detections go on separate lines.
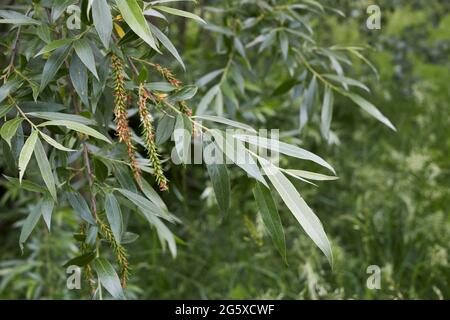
0,0 -> 449,299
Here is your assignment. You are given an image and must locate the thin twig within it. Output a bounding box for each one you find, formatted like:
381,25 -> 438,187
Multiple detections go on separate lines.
1,8 -> 32,83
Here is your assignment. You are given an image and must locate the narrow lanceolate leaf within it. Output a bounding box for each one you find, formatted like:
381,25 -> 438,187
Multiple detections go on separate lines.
66,191 -> 96,225
155,114 -> 175,145
320,86 -> 334,141
209,130 -> 267,187
39,131 -> 76,152
233,134 -> 335,174
170,85 -> 197,101
0,10 -> 40,25
115,0 -> 160,52
27,111 -> 95,125
345,93 -> 396,131
35,39 -> 73,57
174,113 -> 192,164
93,258 -> 126,300
149,23 -> 185,70
92,0 -> 113,49
147,214 -> 177,258
300,76 -> 317,131
34,138 -> 57,201
193,115 -> 256,133
0,117 -> 23,147
279,31 -> 289,61
104,193 -> 123,243
196,69 -> 224,87
0,80 -> 19,104
253,182 -> 287,262
196,85 -> 220,115
259,158 -> 333,265
323,74 -> 370,92
3,176 -> 47,193
153,6 -> 206,24
39,45 -> 71,93
18,130 -> 39,182
115,191 -> 176,256
63,251 -> 96,268
115,188 -> 170,221
204,142 -> 230,215
140,179 -> 170,214
41,194 -> 54,231
19,202 -> 42,251
73,38 -> 99,80
37,120 -> 111,143
69,54 -> 89,107
285,169 -> 338,181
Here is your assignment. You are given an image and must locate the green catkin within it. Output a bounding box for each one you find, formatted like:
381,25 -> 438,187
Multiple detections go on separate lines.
138,84 -> 169,191
97,218 -> 130,288
79,223 -> 96,293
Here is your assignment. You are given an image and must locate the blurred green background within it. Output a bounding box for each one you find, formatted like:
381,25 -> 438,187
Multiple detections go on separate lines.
0,1 -> 449,299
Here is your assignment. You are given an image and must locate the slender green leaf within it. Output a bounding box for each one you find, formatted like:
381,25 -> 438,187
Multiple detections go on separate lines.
300,76 -> 317,131
233,134 -> 335,174
174,113 -> 192,163
196,85 -> 220,115
41,194 -> 54,231
285,169 -> 338,181
320,86 -> 334,140
39,131 -> 76,152
155,114 -> 175,145
260,158 -> 333,265
69,54 -> 89,107
37,120 -> 111,143
140,179 -> 169,214
34,138 -> 57,201
115,0 -> 160,52
253,182 -> 286,262
27,111 -> 95,125
66,191 -> 96,224
115,188 -> 170,220
149,23 -> 185,70
204,141 -> 230,215
1,117 -> 23,147
196,69 -> 224,87
104,193 -> 123,243
0,10 -> 40,25
63,251 -> 96,267
153,6 -> 206,24
209,130 -> 267,186
0,80 -> 19,104
3,175 -> 47,193
193,115 -> 256,132
92,0 -> 113,49
323,74 -> 370,92
19,203 -> 42,251
345,93 -> 396,131
93,258 -> 126,299
18,130 -> 39,182
39,45 -> 71,93
73,38 -> 99,80
170,85 -> 197,101
35,39 -> 73,57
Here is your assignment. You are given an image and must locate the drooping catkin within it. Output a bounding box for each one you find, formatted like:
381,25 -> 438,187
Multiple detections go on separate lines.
97,218 -> 130,288
153,64 -> 192,116
79,223 -> 96,293
138,84 -> 169,191
111,54 -> 141,182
